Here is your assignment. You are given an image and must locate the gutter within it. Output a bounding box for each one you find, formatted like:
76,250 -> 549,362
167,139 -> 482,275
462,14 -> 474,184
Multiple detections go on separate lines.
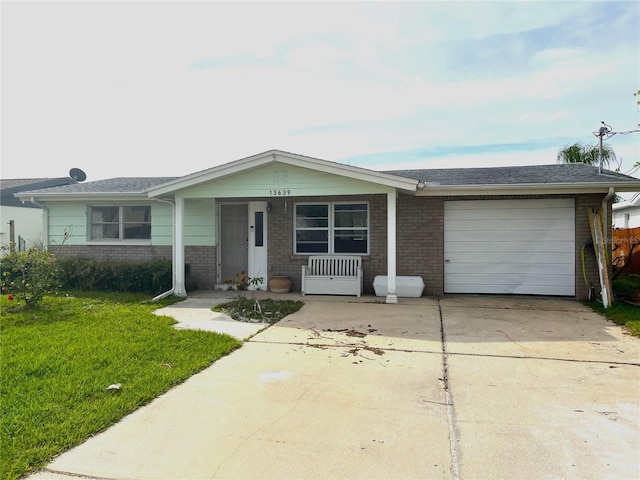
151,197 -> 176,301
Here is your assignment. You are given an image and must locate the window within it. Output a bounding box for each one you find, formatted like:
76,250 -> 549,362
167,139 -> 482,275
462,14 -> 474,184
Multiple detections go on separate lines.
90,206 -> 151,241
295,202 -> 368,254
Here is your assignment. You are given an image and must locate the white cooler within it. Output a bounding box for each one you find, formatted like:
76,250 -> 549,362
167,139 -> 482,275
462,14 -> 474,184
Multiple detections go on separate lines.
373,276 -> 425,297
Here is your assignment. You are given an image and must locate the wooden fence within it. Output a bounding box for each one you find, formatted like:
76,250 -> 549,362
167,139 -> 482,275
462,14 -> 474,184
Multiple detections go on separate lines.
612,227 -> 640,274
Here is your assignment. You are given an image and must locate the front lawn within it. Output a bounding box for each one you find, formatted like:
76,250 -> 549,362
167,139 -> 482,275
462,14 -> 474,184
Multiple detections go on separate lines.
0,293 -> 241,480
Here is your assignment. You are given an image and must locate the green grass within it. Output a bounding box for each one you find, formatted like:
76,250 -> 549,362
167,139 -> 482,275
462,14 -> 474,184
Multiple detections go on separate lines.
0,293 -> 241,480
213,298 -> 304,323
586,300 -> 640,336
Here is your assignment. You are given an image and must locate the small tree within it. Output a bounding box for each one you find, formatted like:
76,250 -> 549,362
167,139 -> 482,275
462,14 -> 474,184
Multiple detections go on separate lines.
0,247 -> 60,306
557,142 -> 617,168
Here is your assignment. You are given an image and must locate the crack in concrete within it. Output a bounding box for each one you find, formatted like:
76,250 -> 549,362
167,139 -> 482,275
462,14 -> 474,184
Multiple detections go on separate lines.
250,340 -> 640,367
438,299 -> 461,480
40,468 -> 114,480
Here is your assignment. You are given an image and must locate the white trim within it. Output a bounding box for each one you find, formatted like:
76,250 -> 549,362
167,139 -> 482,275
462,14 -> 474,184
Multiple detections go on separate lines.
416,183 -> 640,196
15,193 -> 151,202
174,197 -> 186,297
386,192 -> 397,304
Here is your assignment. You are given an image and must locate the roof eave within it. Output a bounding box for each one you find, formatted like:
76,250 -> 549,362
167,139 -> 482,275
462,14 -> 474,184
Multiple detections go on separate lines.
415,182 -> 640,196
14,192 -> 150,202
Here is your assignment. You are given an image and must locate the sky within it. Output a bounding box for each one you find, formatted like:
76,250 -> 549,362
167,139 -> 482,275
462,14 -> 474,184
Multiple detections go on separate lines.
1,0 -> 639,184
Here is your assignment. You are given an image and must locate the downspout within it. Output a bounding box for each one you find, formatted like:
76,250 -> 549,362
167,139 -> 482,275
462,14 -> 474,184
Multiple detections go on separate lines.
152,197 -> 176,301
602,187 -> 614,248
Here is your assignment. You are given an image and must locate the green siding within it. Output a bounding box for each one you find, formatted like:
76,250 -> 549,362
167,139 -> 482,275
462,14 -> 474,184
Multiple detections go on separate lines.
180,164 -> 395,198
47,202 -> 174,246
48,203 -> 87,245
184,199 -> 216,246
150,203 -> 173,246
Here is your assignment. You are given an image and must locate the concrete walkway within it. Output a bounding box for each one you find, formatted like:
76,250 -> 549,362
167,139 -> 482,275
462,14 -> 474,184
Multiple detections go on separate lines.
154,294 -> 270,341
27,294 -> 640,480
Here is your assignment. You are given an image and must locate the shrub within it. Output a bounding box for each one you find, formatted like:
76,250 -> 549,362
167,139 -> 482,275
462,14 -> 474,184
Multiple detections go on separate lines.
56,258 -> 175,294
0,247 -> 60,306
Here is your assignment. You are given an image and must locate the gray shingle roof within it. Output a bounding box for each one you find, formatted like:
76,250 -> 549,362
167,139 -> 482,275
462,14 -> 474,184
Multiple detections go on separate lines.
13,163 -> 639,198
384,163 -> 638,186
19,177 -> 179,195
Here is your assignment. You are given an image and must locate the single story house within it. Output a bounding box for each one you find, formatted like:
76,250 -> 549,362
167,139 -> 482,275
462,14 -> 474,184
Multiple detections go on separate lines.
1,175 -> 81,255
613,193 -> 640,229
15,150 -> 640,303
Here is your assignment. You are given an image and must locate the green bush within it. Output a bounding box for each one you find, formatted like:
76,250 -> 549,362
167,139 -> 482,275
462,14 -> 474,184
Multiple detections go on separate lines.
0,247 -> 60,306
56,258 -> 175,294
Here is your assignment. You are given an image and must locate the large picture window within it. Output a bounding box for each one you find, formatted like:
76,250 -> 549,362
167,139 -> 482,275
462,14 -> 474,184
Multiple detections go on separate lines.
295,202 -> 368,254
90,206 -> 151,241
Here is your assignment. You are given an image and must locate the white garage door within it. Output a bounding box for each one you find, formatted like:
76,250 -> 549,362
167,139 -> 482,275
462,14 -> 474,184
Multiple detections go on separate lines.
444,199 -> 575,296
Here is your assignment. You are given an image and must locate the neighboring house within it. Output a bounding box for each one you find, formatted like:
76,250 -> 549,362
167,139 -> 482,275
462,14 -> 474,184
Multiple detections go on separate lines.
0,176 -> 80,255
15,150 -> 640,302
612,192 -> 640,229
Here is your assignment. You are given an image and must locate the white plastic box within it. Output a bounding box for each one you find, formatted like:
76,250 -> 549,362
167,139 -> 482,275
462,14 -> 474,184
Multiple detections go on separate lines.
373,275 -> 425,297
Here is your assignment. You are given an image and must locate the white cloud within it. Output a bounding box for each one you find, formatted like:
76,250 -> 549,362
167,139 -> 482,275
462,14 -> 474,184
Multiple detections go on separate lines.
1,1 -> 638,182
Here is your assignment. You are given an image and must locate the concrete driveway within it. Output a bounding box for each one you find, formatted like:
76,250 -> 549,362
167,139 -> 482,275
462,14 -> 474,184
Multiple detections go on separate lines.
29,295 -> 639,480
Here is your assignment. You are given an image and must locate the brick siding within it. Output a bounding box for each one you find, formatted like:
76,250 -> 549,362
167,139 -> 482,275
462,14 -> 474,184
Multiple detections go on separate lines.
51,192 -> 609,301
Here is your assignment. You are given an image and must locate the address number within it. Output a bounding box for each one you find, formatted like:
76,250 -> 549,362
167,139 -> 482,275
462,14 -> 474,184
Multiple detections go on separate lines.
269,189 -> 291,196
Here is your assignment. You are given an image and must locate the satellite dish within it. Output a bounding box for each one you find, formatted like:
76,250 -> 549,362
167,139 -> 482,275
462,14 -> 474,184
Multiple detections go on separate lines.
69,168 -> 87,182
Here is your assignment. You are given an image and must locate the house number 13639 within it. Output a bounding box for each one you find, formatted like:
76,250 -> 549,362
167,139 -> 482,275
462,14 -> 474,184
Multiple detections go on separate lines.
269,189 -> 291,196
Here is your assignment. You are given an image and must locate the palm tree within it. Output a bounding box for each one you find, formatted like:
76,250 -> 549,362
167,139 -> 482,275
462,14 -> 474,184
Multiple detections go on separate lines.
557,142 -> 617,169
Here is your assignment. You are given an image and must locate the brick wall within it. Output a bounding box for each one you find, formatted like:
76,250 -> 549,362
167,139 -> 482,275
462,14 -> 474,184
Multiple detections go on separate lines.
266,194 -> 387,294
397,196 -> 444,296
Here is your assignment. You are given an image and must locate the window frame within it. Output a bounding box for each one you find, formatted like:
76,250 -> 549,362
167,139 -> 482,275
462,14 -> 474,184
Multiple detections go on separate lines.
294,201 -> 369,255
88,205 -> 152,244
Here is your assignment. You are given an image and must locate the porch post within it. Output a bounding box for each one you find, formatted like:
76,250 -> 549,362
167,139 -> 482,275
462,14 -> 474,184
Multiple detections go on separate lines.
174,196 -> 187,297
386,191 -> 398,304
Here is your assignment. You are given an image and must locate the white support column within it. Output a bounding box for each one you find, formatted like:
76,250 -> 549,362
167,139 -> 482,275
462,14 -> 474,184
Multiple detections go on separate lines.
386,191 -> 398,304
174,197 -> 187,297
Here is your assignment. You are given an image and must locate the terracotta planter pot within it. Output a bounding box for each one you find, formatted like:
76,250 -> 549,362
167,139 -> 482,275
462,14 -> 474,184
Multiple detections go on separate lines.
269,276 -> 292,293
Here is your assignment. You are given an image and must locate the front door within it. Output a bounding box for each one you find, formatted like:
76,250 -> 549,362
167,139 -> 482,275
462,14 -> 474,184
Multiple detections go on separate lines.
219,204 -> 248,284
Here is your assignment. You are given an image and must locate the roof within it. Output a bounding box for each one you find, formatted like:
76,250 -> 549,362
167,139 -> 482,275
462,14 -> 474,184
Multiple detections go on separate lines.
1,177 -> 79,207
19,177 -> 179,195
386,163 -> 637,185
11,153 -> 640,201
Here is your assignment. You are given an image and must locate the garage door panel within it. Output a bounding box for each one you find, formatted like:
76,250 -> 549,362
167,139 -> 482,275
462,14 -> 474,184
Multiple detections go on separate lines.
445,241 -> 574,254
444,199 -> 575,296
446,273 -> 575,287
445,282 -> 576,296
445,229 -> 574,242
445,206 -> 575,221
445,262 -> 574,276
446,198 -> 574,211
445,218 -> 570,231
447,252 -> 575,264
